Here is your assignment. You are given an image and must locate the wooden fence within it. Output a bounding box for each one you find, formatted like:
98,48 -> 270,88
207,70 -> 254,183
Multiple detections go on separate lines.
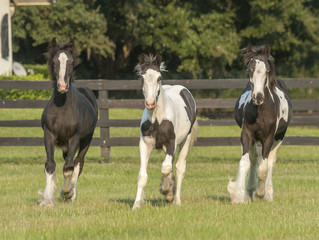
1,78 -> 319,162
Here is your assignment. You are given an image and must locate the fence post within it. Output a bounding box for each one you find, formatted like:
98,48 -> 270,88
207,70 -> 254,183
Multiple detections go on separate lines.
99,90 -> 110,163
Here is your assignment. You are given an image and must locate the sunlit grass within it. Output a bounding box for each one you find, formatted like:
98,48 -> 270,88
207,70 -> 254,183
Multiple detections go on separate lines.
1,108 -> 319,239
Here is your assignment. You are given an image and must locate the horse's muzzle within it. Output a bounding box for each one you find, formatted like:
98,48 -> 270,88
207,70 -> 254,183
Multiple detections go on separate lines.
57,83 -> 69,93
145,100 -> 156,110
252,92 -> 264,105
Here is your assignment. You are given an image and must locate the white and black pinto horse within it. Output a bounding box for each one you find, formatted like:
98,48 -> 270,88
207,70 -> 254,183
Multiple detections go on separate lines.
227,44 -> 292,204
132,54 -> 198,210
39,38 -> 98,206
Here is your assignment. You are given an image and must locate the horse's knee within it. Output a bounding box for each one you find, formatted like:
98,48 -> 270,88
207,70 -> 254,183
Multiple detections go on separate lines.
162,155 -> 173,176
138,174 -> 148,188
63,161 -> 74,172
45,161 -> 56,174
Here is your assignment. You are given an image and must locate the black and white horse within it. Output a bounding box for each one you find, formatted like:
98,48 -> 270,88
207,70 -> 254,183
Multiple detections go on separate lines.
132,53 -> 198,210
227,44 -> 292,204
39,38 -> 98,206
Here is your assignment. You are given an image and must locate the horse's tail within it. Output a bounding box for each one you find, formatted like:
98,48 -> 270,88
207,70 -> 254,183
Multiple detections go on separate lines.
190,119 -> 198,148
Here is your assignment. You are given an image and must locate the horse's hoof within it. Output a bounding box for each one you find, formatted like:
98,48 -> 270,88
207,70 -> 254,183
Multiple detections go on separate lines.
132,200 -> 143,210
38,190 -> 55,206
166,191 -> 175,203
263,193 -> 273,202
173,199 -> 181,206
227,180 -> 247,204
60,189 -> 74,201
159,177 -> 170,194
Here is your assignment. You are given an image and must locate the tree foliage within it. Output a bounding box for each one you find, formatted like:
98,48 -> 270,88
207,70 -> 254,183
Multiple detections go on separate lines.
11,0 -> 319,79
12,0 -> 114,59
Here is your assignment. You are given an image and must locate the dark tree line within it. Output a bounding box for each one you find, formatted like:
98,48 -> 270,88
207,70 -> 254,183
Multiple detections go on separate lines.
12,0 -> 319,79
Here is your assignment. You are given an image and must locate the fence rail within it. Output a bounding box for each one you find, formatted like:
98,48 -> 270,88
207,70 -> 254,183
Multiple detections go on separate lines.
1,78 -> 319,162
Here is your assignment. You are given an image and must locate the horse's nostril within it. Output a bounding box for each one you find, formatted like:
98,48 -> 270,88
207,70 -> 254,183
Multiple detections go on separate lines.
256,93 -> 264,101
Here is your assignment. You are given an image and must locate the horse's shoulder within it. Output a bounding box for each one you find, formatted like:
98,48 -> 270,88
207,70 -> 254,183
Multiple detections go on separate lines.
74,86 -> 98,112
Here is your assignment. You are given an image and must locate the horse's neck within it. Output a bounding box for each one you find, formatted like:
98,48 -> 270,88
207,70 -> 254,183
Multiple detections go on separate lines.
150,85 -> 166,123
52,87 -> 73,107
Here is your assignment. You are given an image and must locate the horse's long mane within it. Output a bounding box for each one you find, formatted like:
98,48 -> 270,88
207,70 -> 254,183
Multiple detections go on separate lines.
44,38 -> 81,81
243,44 -> 276,88
135,53 -> 167,76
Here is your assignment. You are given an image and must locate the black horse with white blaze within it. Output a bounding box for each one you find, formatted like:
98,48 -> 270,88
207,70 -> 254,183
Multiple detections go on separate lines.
39,38 -> 98,206
227,44 -> 292,204
132,53 -> 198,210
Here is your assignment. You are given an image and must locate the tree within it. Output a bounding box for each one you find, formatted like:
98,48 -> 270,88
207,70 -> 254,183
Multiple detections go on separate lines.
11,0 -> 114,73
237,0 -> 319,77
11,0 -> 319,78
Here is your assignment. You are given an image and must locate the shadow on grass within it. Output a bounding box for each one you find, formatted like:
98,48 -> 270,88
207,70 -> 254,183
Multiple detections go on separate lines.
110,197 -> 168,208
207,195 -> 231,203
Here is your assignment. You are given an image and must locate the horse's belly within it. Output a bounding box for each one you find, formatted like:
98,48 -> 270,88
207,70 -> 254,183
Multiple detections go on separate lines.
175,120 -> 192,145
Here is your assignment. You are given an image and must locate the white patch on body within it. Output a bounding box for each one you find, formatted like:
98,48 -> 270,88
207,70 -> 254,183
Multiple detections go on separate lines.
274,87 -> 289,133
58,52 -> 68,89
238,90 -> 252,109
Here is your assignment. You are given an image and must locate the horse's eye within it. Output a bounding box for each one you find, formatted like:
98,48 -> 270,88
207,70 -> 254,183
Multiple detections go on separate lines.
157,77 -> 162,82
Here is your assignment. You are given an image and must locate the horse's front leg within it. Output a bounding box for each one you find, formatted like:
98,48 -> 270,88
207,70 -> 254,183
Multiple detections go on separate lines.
132,137 -> 153,210
246,143 -> 261,200
227,130 -> 251,204
39,129 -> 57,206
159,139 -> 176,203
61,136 -> 80,201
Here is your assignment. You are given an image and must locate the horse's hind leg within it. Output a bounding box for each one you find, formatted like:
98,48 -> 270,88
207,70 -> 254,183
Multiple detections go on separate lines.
39,129 -> 57,206
263,140 -> 282,201
174,133 -> 192,206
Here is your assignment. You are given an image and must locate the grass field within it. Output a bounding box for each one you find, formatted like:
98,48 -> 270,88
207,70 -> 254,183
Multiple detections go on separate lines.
1,109 -> 319,239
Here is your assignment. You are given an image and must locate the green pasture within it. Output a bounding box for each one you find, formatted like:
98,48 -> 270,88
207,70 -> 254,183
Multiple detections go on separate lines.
0,109 -> 319,239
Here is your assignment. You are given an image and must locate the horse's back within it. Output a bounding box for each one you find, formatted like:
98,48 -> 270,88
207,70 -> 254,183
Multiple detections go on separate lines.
163,84 -> 196,120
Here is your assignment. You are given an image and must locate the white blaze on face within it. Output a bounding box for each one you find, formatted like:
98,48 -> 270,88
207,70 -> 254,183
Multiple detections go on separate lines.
57,52 -> 68,92
142,69 -> 161,109
251,60 -> 267,100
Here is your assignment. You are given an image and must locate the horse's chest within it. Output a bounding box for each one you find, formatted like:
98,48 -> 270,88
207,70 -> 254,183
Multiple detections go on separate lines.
141,119 -> 175,149
44,111 -> 79,137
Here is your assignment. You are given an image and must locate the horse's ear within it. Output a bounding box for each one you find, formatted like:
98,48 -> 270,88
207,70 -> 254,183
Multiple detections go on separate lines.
69,38 -> 74,47
50,37 -> 57,48
138,54 -> 145,65
264,44 -> 271,57
246,43 -> 252,53
154,53 -> 162,68
67,38 -> 77,55
44,37 -> 57,60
